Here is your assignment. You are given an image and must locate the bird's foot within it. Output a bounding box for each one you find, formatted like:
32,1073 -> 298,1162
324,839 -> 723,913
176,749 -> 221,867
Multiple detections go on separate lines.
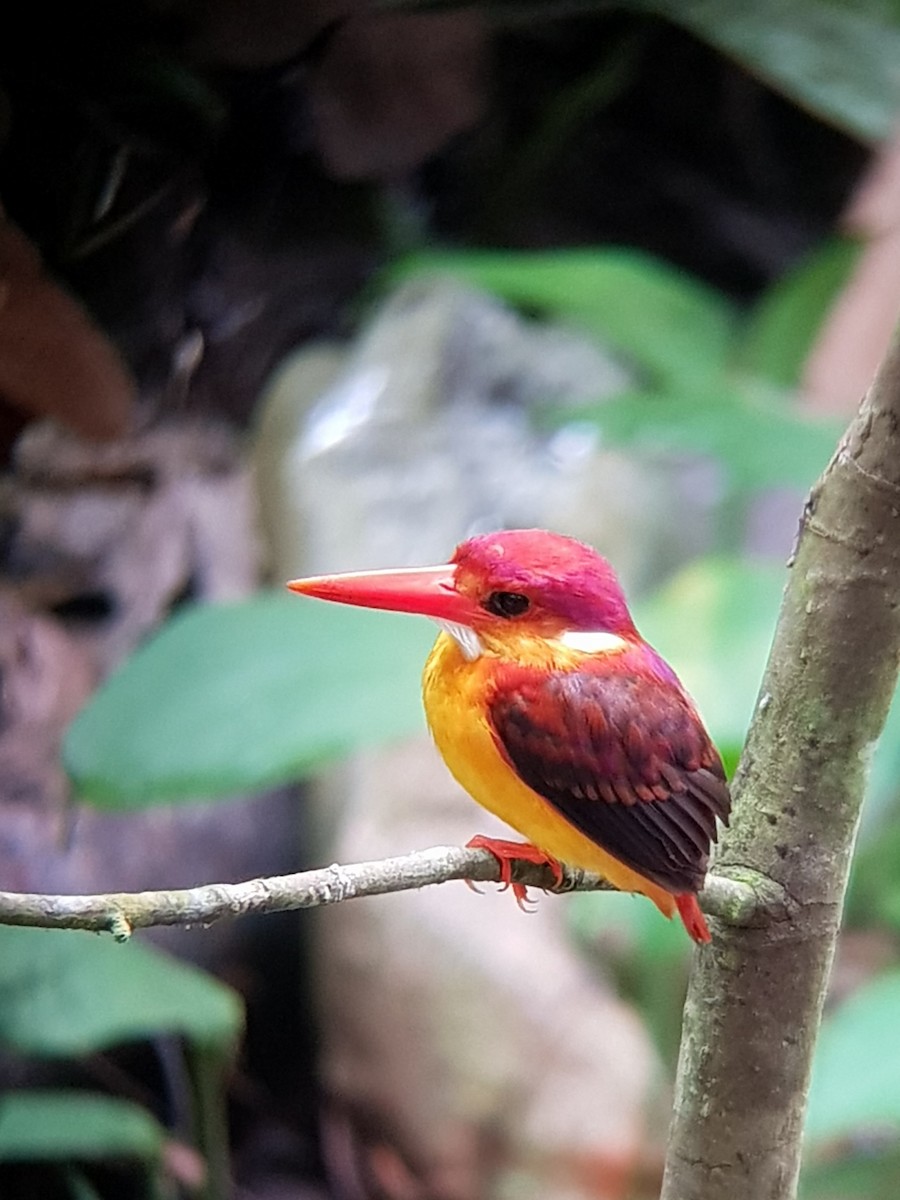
465,836 -> 564,911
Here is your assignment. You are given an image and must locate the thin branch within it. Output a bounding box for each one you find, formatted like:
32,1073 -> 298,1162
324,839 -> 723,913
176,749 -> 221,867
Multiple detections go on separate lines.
0,845 -> 756,940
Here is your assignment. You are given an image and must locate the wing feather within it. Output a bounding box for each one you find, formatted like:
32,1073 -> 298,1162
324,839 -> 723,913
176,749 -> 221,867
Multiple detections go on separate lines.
489,666 -> 730,894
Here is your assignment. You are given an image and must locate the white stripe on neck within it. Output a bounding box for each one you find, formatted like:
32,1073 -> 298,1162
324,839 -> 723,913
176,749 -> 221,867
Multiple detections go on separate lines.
558,630 -> 628,654
435,620 -> 483,661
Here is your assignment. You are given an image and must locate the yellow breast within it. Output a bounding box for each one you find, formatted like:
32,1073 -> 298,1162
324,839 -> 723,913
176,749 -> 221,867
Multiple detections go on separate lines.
421,631 -> 676,916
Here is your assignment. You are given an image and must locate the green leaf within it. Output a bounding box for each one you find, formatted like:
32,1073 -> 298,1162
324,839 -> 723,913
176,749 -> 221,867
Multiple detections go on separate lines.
800,1145 -> 900,1200
65,591 -> 434,808
857,683 -> 900,843
0,1091 -> 164,1164
552,385 -> 840,495
846,697 -> 900,924
0,926 -> 242,1057
390,248 -> 736,390
633,557 -> 785,761
806,971 -> 900,1142
837,684 -> 900,926
736,237 -> 864,388
847,820 -> 900,930
397,1 -> 900,140
645,0 -> 900,141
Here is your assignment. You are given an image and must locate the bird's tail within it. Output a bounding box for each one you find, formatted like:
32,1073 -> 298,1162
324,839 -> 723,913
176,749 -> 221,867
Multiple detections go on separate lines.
675,893 -> 711,944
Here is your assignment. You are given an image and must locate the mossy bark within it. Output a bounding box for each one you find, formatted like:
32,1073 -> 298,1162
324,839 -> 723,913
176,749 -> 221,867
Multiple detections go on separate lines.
661,329 -> 900,1199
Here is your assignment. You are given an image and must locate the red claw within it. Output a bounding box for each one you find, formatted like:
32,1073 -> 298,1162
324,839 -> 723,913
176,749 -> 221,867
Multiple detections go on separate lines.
466,835 -> 564,911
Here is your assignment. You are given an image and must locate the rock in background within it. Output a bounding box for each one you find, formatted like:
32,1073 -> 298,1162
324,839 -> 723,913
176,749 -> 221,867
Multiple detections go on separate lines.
253,275 -> 713,589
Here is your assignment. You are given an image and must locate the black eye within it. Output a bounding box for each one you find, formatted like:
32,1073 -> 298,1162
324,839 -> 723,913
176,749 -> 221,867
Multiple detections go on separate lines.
485,591 -> 531,618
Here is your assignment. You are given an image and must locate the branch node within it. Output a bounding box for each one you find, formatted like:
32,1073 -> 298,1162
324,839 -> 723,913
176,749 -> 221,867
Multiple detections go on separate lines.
324,862 -> 356,904
702,868 -> 790,927
107,911 -> 132,942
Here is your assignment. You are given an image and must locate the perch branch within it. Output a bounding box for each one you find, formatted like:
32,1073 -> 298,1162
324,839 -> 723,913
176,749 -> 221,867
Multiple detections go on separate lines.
0,845 -> 756,940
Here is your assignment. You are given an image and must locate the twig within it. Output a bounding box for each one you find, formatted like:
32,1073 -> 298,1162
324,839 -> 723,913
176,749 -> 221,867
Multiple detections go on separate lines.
0,845 -> 757,940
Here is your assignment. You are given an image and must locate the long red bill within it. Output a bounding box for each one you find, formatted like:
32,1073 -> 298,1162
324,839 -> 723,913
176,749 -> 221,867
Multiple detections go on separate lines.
286,564 -> 480,625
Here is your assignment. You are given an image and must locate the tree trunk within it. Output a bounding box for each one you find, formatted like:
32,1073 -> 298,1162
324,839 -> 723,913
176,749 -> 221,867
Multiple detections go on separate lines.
661,327 -> 900,1199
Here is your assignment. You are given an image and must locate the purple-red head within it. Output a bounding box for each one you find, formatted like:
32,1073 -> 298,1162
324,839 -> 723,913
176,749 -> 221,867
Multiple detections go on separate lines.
450,530 -> 636,636
288,528 -> 638,640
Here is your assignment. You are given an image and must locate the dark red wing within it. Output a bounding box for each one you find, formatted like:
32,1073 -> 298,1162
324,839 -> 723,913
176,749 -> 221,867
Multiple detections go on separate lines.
488,667 -> 730,894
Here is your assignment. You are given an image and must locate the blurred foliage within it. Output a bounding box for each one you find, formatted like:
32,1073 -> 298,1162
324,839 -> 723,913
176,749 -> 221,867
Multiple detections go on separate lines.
0,1090 -> 165,1168
550,384 -> 841,496
807,972 -> 900,1142
65,592 -> 434,807
394,240 -> 851,389
0,928 -> 241,1195
397,0 -> 900,140
392,248 -> 736,391
848,817 -> 900,931
801,1150 -> 900,1200
635,558 -> 783,774
393,244 -> 845,557
0,927 -> 242,1054
735,236 -> 863,386
801,970 -> 900,1196
644,0 -> 900,141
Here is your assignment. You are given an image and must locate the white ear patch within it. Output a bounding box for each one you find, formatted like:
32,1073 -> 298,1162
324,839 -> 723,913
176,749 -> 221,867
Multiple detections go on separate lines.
435,620 -> 484,661
558,630 -> 628,654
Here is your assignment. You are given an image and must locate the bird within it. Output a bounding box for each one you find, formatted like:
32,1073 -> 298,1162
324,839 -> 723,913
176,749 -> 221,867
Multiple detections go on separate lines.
287,528 -> 730,942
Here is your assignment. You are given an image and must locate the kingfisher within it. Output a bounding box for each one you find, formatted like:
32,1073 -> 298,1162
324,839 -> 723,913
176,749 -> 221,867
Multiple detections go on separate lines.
288,529 -> 729,942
